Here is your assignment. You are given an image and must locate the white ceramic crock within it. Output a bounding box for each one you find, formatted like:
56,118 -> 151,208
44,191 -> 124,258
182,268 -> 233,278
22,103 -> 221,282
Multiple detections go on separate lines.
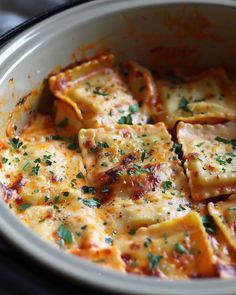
0,1 -> 236,294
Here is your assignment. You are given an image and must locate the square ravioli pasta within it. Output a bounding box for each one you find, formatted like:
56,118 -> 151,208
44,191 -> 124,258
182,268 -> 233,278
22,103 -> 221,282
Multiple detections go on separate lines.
177,121 -> 236,201
208,194 -> 236,252
79,122 -> 191,232
49,54 -> 147,130
115,212 -> 216,278
156,68 -> 236,129
0,114 -> 86,207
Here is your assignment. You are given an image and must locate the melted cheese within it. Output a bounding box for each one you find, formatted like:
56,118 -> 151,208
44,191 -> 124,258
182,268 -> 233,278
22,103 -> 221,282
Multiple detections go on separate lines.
177,121 -> 236,201
79,123 -> 191,233
69,247 -> 125,272
3,58 -> 236,279
157,68 -> 236,129
115,212 -> 216,278
49,54 -> 147,129
208,194 -> 236,252
0,114 -> 85,205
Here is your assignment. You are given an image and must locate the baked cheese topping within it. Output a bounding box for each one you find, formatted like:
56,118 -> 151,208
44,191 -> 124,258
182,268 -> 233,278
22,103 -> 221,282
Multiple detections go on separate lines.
2,55 -> 236,279
157,68 -> 236,129
177,121 -> 236,201
50,54 -> 148,129
208,194 -> 236,251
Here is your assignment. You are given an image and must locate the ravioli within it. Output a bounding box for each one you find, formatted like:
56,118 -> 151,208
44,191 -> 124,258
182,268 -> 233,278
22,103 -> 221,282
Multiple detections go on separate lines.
3,56 -> 236,279
49,54 -> 147,129
0,114 -> 85,206
208,194 -> 236,252
79,123 -> 191,233
115,212 -> 216,278
177,121 -> 236,201
157,68 -> 236,129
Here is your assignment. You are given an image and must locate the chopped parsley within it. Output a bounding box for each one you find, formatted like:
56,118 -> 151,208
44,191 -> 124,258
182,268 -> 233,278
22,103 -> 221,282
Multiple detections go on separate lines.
178,97 -> 192,113
196,142 -> 204,147
44,196 -> 50,202
131,164 -> 152,175
54,195 -> 60,204
172,143 -> 183,158
31,164 -> 40,176
9,138 -> 23,150
143,237 -> 152,248
93,86 -> 108,96
118,149 -> 125,155
81,186 -> 96,195
34,158 -> 41,163
90,142 -> 109,153
18,203 -> 31,211
174,243 -> 187,254
105,237 -> 113,245
2,157 -> 8,164
57,224 -> 73,243
76,172 -> 84,179
228,207 -> 236,211
118,114 -> 133,125
215,155 -> 232,165
128,229 -> 136,235
161,180 -> 172,193
82,198 -> 100,208
57,118 -> 68,128
67,142 -> 79,151
62,192 -> 69,197
215,136 -> 236,149
129,104 -> 139,113
141,151 -> 146,162
148,253 -> 163,272
202,215 -> 217,235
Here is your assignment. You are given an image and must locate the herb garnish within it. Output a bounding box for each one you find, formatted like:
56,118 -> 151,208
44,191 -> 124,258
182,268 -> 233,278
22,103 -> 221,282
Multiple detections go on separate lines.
31,164 -> 40,175
118,114 -> 133,125
9,138 -> 23,150
57,224 -> 73,243
82,198 -> 100,208
202,215 -> 217,235
81,186 -> 96,195
178,97 -> 193,113
161,181 -> 172,193
215,136 -> 236,149
90,142 -> 109,153
128,229 -> 136,235
148,253 -> 163,272
174,243 -> 187,254
129,104 -> 139,113
18,203 -> 31,211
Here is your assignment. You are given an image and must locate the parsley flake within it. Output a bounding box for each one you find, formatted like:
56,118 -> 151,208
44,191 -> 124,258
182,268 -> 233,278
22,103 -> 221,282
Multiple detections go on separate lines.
18,203 -> 31,211
161,181 -> 172,193
81,186 -> 96,195
82,198 -> 100,208
118,114 -> 133,125
202,215 -> 217,235
9,138 -> 23,150
174,243 -> 187,254
129,104 -> 139,113
148,253 -> 163,272
178,97 -> 192,113
57,224 -> 73,243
